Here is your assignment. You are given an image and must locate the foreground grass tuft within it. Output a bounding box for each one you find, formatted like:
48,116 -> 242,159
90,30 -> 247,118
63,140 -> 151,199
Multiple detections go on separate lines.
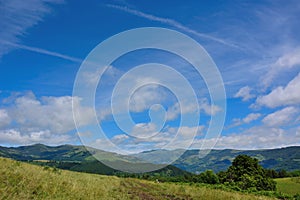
0,157 -> 275,200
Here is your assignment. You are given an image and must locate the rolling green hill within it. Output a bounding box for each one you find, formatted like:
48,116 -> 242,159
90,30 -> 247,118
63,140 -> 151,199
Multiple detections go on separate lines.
0,157 -> 275,200
0,143 -> 138,162
0,144 -> 191,176
1,144 -> 300,174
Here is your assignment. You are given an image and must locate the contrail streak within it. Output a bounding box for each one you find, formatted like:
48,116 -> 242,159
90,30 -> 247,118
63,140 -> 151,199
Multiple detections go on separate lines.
107,4 -> 240,49
0,40 -> 82,63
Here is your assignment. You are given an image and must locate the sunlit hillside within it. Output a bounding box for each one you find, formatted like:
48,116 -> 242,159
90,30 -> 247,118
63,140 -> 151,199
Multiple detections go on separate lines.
0,157 -> 276,200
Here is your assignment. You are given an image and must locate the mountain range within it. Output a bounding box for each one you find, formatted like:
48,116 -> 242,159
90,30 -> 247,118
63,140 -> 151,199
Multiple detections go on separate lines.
1,144 -> 300,174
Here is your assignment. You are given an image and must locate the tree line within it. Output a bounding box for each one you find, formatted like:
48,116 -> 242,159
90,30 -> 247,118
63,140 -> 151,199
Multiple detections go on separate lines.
119,155 -> 299,192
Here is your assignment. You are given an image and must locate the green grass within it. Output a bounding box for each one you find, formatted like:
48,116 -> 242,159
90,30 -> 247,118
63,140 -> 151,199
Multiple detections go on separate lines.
275,177 -> 300,196
0,157 -> 276,200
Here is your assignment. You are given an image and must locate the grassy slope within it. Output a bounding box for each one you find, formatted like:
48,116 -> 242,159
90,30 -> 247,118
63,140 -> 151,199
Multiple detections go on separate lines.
275,177 -> 300,196
0,157 -> 276,200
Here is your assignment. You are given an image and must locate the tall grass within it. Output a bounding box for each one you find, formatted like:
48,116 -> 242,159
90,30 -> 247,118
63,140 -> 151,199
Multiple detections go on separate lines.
0,157 -> 275,200
0,157 -> 129,199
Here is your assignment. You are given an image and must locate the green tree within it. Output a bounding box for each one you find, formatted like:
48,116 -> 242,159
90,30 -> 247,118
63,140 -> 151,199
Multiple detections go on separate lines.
265,169 -> 279,178
198,170 -> 219,184
218,155 -> 276,191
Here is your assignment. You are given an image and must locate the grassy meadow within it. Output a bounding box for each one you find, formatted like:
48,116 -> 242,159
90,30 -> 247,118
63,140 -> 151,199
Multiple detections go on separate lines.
0,157 -> 277,200
275,177 -> 300,196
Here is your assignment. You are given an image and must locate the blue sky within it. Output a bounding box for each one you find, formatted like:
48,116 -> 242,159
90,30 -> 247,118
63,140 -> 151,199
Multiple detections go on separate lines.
0,0 -> 300,152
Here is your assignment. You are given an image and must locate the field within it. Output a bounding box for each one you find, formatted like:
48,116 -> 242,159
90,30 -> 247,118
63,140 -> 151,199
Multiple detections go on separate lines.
0,157 -> 276,200
275,177 -> 300,196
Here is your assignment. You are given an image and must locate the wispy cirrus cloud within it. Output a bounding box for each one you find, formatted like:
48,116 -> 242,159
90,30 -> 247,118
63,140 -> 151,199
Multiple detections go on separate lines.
0,0 -> 66,58
107,4 -> 239,49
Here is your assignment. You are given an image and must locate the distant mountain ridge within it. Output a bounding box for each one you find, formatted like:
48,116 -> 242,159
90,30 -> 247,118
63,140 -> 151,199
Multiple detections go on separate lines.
134,146 -> 300,173
1,144 -> 300,173
175,146 -> 300,173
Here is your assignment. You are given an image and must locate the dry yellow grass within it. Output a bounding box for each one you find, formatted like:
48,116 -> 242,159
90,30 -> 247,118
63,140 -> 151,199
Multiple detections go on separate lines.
0,157 -> 276,200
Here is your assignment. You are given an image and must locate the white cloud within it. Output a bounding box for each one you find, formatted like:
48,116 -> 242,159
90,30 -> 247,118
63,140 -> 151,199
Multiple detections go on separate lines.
262,48 -> 300,87
8,93 -> 94,134
256,72 -> 300,108
262,106 -> 299,127
166,99 -> 220,121
229,113 -> 261,128
90,126 -> 204,153
83,65 -> 121,86
111,134 -> 129,144
0,129 -> 72,146
93,124 -> 299,153
96,108 -> 112,121
0,91 -> 98,145
243,113 -> 262,123
166,102 -> 198,121
129,85 -> 167,112
199,99 -> 222,116
296,127 -> 300,137
0,92 -> 95,146
0,109 -> 11,128
131,123 -> 157,138
234,86 -> 255,101
192,126 -> 300,150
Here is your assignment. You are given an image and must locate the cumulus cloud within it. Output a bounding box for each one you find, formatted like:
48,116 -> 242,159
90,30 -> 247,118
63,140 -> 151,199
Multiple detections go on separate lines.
0,92 -> 95,145
199,99 -> 222,116
262,48 -> 300,87
111,134 -> 129,144
91,123 -> 299,153
129,85 -> 167,112
0,129 -> 72,146
0,109 -> 11,128
296,127 -> 300,137
243,113 -> 262,123
230,113 -> 262,127
8,93 -> 94,133
90,125 -> 204,153
192,126 -> 300,150
131,123 -> 157,138
166,99 -> 221,121
166,102 -> 198,121
256,72 -> 300,108
83,65 -> 121,86
234,86 -> 255,101
262,106 -> 299,127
